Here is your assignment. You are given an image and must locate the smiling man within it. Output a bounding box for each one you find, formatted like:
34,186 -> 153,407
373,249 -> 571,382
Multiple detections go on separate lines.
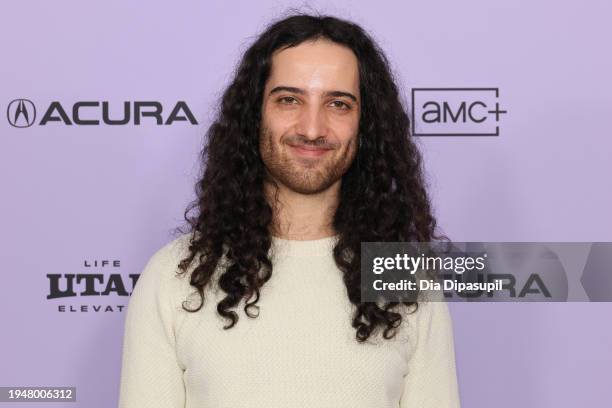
119,12 -> 460,408
259,38 -> 360,238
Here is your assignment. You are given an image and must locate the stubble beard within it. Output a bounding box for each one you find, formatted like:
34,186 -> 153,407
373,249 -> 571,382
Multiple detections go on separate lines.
259,125 -> 357,195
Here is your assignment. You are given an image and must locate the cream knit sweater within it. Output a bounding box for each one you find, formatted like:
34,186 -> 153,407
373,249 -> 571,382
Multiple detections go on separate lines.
118,233 -> 461,407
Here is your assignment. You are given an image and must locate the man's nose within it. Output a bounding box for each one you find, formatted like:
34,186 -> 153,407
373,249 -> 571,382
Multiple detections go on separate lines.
295,104 -> 329,141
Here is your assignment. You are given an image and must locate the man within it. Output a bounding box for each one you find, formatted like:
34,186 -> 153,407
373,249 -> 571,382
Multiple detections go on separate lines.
119,12 -> 460,408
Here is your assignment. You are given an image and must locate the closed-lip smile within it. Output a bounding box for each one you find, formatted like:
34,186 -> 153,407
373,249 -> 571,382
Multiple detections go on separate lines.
288,144 -> 333,158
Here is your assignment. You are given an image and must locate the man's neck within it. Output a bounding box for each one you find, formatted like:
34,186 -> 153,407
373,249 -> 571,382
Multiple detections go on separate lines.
264,179 -> 340,241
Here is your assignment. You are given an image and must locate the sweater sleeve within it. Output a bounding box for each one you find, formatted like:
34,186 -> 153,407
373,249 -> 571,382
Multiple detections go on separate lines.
118,241 -> 186,408
398,300 -> 461,408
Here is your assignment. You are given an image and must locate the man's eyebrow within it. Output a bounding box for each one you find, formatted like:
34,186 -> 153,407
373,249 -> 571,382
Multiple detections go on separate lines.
269,86 -> 358,103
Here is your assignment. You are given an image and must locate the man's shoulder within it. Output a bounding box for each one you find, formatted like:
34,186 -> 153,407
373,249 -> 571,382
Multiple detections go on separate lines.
153,232 -> 194,263
140,232 -> 195,284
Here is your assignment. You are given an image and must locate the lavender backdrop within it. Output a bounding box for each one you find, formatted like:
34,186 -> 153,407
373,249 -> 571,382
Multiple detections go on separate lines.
1,1 -> 610,407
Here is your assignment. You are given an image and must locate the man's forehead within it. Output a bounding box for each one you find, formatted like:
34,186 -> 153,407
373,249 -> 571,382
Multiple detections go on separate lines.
267,40 -> 360,95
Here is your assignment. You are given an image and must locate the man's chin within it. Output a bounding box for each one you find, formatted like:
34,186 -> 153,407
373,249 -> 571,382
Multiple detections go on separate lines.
279,176 -> 336,195
286,184 -> 330,195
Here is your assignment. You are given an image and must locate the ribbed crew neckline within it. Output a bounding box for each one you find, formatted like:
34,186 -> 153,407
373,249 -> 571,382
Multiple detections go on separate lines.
270,234 -> 339,258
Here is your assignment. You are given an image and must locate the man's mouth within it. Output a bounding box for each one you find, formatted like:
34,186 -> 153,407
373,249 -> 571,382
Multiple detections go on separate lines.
288,144 -> 333,158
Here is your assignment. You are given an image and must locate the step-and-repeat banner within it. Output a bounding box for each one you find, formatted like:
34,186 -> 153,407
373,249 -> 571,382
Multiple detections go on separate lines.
2,1 -> 611,407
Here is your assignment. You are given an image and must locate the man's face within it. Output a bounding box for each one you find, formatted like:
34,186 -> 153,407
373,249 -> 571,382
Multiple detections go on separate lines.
260,39 -> 361,195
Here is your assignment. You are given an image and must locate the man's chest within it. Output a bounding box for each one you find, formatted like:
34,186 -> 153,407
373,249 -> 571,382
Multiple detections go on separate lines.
174,260 -> 412,407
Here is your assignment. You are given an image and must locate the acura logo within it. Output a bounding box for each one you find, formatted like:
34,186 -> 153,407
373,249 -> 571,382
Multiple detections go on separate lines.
7,99 -> 36,128
5,99 -> 198,126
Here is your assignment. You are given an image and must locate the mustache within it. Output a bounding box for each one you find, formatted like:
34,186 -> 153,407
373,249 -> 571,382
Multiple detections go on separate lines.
284,135 -> 341,149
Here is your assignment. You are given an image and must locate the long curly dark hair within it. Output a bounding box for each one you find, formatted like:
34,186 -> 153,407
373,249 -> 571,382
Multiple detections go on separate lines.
173,11 -> 446,342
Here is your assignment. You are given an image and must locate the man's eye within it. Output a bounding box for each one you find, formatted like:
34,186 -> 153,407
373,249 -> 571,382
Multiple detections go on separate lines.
278,96 -> 298,104
330,100 -> 350,110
